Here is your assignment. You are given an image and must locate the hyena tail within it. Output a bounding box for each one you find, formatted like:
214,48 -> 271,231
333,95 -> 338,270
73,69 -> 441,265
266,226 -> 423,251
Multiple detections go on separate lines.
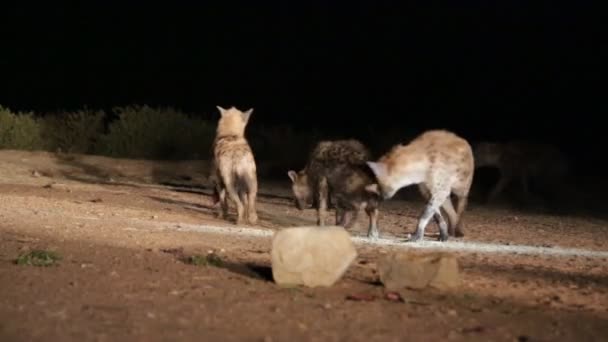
233,171 -> 256,195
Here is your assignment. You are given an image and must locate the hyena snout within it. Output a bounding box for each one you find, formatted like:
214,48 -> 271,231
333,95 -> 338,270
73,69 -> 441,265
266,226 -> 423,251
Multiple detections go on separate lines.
294,197 -> 306,210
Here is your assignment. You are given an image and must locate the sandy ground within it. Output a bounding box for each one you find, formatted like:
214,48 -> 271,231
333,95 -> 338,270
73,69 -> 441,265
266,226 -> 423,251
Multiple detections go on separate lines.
0,150 -> 607,341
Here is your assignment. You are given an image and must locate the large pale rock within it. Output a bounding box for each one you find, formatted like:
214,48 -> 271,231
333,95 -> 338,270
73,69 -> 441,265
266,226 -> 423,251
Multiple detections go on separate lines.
271,226 -> 357,287
377,250 -> 460,290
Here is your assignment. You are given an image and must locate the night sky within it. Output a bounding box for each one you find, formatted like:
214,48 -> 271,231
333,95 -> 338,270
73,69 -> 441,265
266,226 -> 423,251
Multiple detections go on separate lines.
1,2 -> 605,163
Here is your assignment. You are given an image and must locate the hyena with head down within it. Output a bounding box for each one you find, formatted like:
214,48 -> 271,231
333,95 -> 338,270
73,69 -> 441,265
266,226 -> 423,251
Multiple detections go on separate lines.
287,139 -> 384,239
473,140 -> 570,204
366,130 -> 474,242
211,105 -> 258,225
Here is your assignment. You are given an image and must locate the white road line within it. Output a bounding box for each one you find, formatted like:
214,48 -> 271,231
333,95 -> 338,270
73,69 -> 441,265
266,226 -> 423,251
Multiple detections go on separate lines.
146,220 -> 608,259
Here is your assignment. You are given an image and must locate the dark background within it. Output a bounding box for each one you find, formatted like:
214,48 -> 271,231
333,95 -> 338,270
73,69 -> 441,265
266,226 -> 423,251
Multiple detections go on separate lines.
0,2 -> 605,165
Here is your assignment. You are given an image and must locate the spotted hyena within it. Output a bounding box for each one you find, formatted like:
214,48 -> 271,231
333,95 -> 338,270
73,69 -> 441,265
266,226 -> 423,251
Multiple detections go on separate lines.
326,163 -> 384,239
473,140 -> 570,204
366,129 -> 474,242
211,106 -> 258,225
289,158 -> 383,239
287,139 -> 372,227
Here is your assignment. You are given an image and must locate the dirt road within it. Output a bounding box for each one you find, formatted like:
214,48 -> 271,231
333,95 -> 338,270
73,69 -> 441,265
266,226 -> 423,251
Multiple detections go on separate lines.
0,150 -> 607,341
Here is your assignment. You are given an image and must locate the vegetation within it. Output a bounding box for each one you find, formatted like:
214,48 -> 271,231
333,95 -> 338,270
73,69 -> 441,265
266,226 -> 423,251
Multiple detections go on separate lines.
0,104 -> 330,176
15,249 -> 62,267
0,106 -> 46,150
186,253 -> 224,267
95,105 -> 215,160
41,108 -> 106,154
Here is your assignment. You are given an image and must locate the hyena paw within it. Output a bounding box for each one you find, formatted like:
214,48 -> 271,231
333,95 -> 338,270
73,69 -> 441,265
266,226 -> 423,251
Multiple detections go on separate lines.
367,229 -> 379,240
248,213 -> 258,225
438,233 -> 449,242
454,228 -> 465,238
409,232 -> 424,242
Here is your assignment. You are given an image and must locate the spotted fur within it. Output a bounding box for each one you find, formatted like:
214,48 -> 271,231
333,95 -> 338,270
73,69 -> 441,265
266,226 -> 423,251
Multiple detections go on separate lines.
367,130 -> 474,242
211,106 -> 258,225
287,139 -> 380,236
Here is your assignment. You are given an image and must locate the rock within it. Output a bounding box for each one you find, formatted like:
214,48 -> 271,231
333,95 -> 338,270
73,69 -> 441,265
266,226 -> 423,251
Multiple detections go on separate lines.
377,250 -> 460,290
270,226 -> 357,288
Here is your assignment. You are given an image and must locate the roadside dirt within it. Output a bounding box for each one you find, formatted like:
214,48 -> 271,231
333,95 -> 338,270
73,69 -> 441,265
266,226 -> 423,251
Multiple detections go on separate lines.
0,150 -> 607,341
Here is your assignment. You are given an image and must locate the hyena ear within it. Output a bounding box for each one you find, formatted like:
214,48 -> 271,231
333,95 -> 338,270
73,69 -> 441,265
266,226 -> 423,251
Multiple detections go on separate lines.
365,184 -> 380,195
242,108 -> 253,123
287,170 -> 297,183
366,161 -> 387,180
216,105 -> 227,117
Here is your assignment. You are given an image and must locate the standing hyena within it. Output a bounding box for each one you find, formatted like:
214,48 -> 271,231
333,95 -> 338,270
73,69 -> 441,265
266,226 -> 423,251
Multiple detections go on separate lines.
211,106 -> 258,225
287,139 -> 372,227
473,140 -> 570,204
366,130 -> 474,242
324,162 -> 384,239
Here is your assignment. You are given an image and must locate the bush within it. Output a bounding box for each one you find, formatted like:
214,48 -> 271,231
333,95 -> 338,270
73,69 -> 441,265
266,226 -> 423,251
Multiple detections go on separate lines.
0,103 -> 330,171
95,105 -> 215,160
0,105 -> 46,150
41,108 -> 106,154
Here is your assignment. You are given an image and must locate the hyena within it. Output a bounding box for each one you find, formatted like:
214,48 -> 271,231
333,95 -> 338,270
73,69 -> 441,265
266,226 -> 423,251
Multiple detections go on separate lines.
366,129 -> 474,242
287,139 -> 372,226
473,140 -> 570,204
211,106 -> 258,225
326,163 -> 384,239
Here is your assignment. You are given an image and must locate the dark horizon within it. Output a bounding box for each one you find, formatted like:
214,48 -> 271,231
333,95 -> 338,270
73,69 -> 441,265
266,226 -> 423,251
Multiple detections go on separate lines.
1,2 -> 605,162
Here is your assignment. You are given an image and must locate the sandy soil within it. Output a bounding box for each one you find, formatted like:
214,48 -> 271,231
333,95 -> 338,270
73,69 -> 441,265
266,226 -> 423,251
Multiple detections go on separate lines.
0,150 -> 607,341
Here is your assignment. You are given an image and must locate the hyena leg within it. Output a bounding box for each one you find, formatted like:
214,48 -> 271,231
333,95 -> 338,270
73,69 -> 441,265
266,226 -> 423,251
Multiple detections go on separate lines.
432,209 -> 450,242
365,206 -> 379,240
224,180 -> 245,225
316,177 -> 329,226
217,187 -> 229,219
441,197 -> 460,237
452,191 -> 469,238
246,176 -> 258,225
239,190 -> 249,222
487,172 -> 510,203
419,184 -> 458,235
343,208 -> 359,230
410,188 -> 451,242
335,207 -> 347,226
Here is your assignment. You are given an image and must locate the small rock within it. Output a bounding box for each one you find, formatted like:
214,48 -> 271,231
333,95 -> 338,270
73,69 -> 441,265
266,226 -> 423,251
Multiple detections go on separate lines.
32,170 -> 41,177
377,250 -> 460,290
270,226 -> 357,288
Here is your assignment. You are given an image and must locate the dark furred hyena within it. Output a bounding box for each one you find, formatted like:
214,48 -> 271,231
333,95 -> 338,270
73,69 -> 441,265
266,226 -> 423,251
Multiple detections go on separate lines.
287,139 -> 370,210
211,106 -> 258,225
473,140 -> 570,205
327,163 -> 384,239
288,139 -> 371,222
287,139 -> 383,238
